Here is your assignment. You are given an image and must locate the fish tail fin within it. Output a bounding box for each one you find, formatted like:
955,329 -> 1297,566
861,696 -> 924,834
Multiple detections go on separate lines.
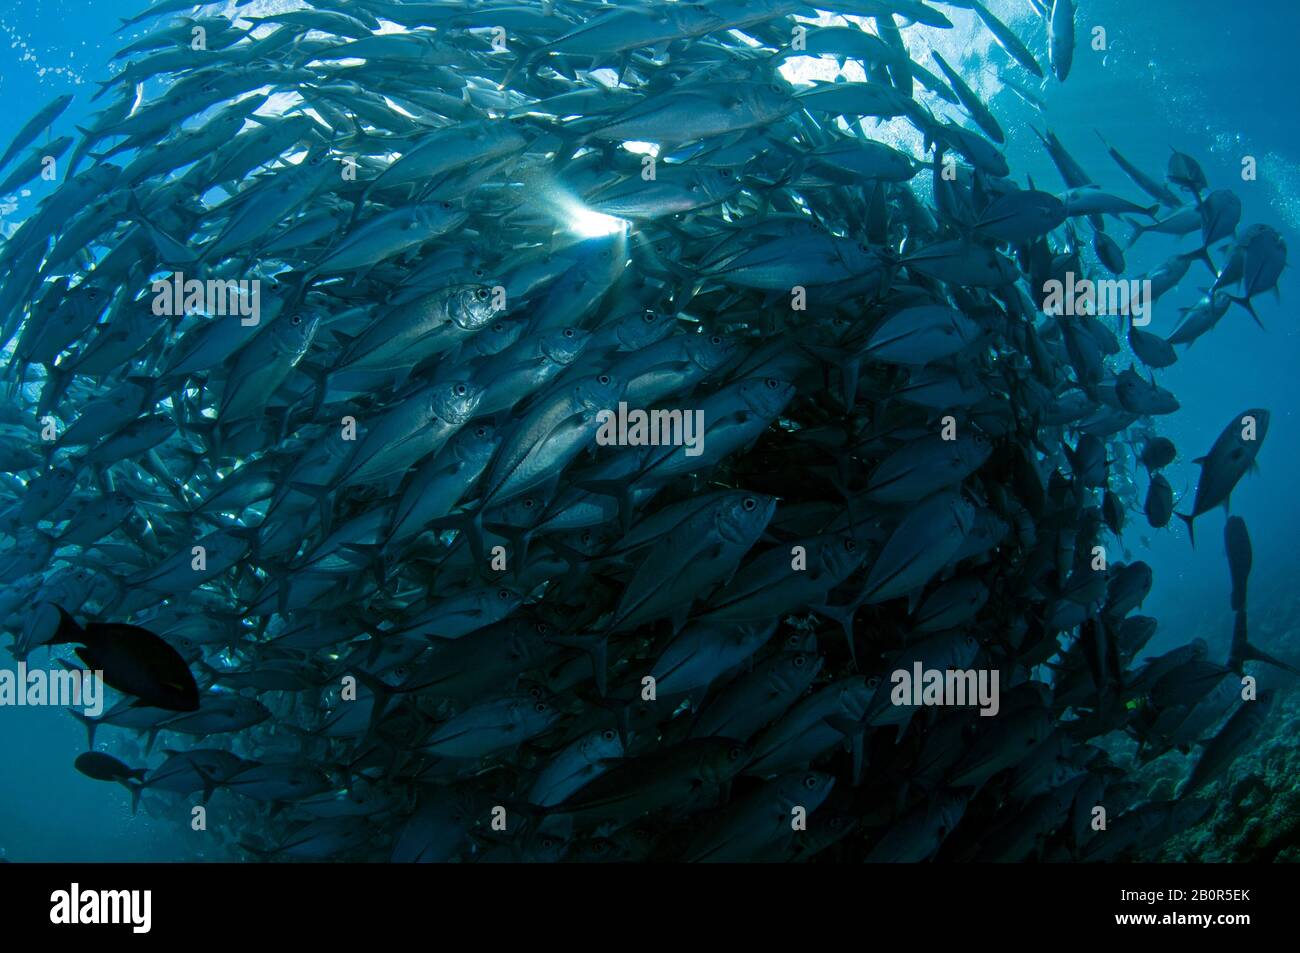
280,270 -> 316,321
345,184 -> 371,233
814,598 -> 861,668
547,631 -> 609,697
1175,511 -> 1195,547
1239,640 -> 1300,679
538,534 -> 594,574
1189,245 -> 1217,276
46,605 -> 85,646
296,360 -> 331,421
429,506 -> 489,567
124,188 -> 149,227
285,481 -> 334,541
68,709 -> 98,748
238,840 -> 276,860
37,363 -> 72,424
496,796 -> 552,833
351,668 -> 398,735
125,779 -> 144,816
1123,217 -> 1146,248
1227,295 -> 1265,330
484,522 -> 536,577
465,507 -> 487,567
501,48 -> 542,90
570,478 -> 639,534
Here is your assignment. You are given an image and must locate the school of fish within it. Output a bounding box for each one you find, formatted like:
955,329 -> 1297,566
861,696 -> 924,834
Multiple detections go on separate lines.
0,0 -> 1295,862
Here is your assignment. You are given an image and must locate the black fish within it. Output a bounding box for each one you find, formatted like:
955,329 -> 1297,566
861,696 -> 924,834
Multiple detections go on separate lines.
1176,409 -> 1269,546
1228,611 -> 1300,679
1138,436 -> 1177,473
47,608 -> 200,712
1223,516 -> 1251,612
74,750 -> 147,784
1179,691 -> 1272,797
1144,474 -> 1173,529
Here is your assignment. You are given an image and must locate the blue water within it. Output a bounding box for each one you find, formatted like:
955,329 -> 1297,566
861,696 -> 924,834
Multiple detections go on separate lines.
1,0 -> 1297,861
0,0 -> 216,865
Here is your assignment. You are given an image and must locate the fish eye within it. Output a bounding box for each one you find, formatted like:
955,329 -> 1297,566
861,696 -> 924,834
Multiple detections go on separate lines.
598,374 -> 610,385
563,327 -> 575,337
581,530 -> 592,543
534,702 -> 548,713
742,497 -> 757,511
475,426 -> 488,437
765,378 -> 779,389
454,383 -> 467,396
530,685 -> 545,699
709,334 -> 723,345
602,729 -> 617,741
803,775 -> 818,790
523,497 -> 536,508
441,201 -> 453,210
793,655 -> 806,667
642,311 -> 657,322
535,622 -> 548,633
475,287 -> 489,299
867,676 -> 880,689
290,314 -> 303,326
541,837 -> 556,848
498,589 -> 511,600
729,746 -> 743,761
719,168 -> 732,178
844,539 -> 856,552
